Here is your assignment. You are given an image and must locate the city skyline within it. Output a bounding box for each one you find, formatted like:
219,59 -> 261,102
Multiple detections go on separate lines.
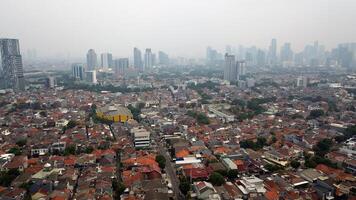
1,0 -> 355,58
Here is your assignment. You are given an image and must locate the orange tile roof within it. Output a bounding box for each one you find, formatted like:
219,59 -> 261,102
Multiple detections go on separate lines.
234,160 -> 244,166
176,149 -> 190,158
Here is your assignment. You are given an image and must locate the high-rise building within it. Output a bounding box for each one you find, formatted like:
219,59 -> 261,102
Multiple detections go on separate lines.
45,76 -> 56,89
237,61 -> 246,80
133,47 -> 143,71
0,38 -> 25,90
152,53 -> 156,66
223,53 -> 236,82
336,43 -> 356,69
158,51 -> 169,65
85,70 -> 97,84
72,63 -> 85,80
101,53 -> 113,69
114,58 -> 129,76
144,48 -> 153,70
256,49 -> 266,67
206,46 -> 218,65
86,49 -> 97,71
280,43 -> 293,64
268,39 -> 277,65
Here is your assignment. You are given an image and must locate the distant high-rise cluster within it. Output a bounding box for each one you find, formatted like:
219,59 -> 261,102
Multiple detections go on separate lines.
0,38 -> 25,90
206,46 -> 223,66
214,39 -> 356,69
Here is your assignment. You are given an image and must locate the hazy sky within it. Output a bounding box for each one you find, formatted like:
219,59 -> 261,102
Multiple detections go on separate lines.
1,0 -> 356,59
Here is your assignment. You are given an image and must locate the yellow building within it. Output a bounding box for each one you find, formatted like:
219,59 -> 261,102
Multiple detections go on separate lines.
96,105 -> 133,123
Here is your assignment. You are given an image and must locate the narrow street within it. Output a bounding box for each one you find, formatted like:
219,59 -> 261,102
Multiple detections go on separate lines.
158,142 -> 185,200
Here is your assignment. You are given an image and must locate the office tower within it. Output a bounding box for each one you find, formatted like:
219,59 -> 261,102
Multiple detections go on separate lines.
152,53 -> 156,66
294,52 -> 304,66
0,38 -> 25,90
144,48 -> 153,70
245,52 -> 253,66
86,49 -> 97,71
133,47 -> 143,71
206,46 -> 218,65
101,53 -> 113,69
280,43 -> 293,63
45,76 -> 56,89
158,51 -> 169,65
114,58 -> 129,76
85,70 -> 97,84
237,61 -> 246,80
223,53 -> 236,82
256,49 -> 266,67
268,39 -> 277,65
72,63 -> 85,80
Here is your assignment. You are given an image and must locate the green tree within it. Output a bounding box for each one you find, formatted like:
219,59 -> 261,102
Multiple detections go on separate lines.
64,145 -> 76,156
209,172 -> 225,186
8,147 -> 22,156
155,154 -> 166,169
313,139 -> 333,156
231,99 -> 246,107
307,109 -> 325,119
265,164 -> 282,172
227,170 -> 238,180
0,169 -> 20,187
84,146 -> 94,154
290,160 -> 301,169
179,177 -> 191,195
196,113 -> 210,124
128,104 -> 141,121
112,179 -> 126,199
16,139 -> 27,147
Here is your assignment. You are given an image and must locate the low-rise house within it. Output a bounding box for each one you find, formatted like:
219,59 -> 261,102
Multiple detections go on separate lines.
221,158 -> 237,170
0,187 -> 26,200
193,181 -> 220,200
31,144 -> 49,156
263,149 -> 289,167
300,168 -> 324,183
3,156 -> 28,172
236,176 -> 266,199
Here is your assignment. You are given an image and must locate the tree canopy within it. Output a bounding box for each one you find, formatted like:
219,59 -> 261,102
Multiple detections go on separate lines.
209,172 -> 225,186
